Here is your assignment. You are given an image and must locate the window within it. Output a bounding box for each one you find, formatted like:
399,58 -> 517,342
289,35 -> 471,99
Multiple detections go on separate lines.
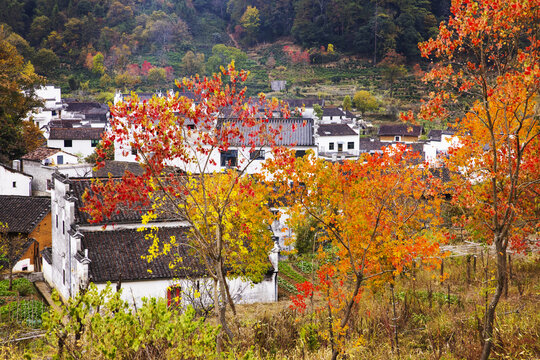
63,269 -> 65,285
338,143 -> 343,152
56,215 -> 58,228
91,139 -> 99,147
131,147 -> 137,156
12,182 -> 16,188
394,136 -> 401,142
47,179 -> 52,190
295,150 -> 307,158
62,221 -> 65,235
347,142 -> 354,150
64,139 -> 72,147
249,149 -> 265,160
220,150 -> 238,167
52,110 -> 57,116
167,285 -> 182,307
57,155 -> 63,165
329,142 -> 335,150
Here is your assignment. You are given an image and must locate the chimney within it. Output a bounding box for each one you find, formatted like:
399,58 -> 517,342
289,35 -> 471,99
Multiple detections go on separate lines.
12,160 -> 21,172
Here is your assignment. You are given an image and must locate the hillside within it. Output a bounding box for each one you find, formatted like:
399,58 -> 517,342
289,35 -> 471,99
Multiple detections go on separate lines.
0,0 -> 449,99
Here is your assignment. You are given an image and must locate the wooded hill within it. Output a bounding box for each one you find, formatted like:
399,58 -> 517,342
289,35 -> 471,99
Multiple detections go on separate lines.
0,0 -> 450,94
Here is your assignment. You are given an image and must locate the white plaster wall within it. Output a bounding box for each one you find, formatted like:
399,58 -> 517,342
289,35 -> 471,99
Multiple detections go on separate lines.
51,176 -> 77,301
47,139 -> 96,159
424,134 -> 460,165
0,167 -> 32,196
23,162 -> 92,196
43,259 -> 53,286
316,135 -> 358,154
13,258 -> 33,272
94,274 -> 277,308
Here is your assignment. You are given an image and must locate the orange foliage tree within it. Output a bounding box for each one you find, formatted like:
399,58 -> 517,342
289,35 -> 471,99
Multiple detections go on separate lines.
406,1 -> 540,358
82,63 -> 289,343
264,145 -> 445,360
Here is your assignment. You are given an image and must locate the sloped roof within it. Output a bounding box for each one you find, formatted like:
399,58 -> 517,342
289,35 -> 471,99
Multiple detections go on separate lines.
378,124 -> 423,137
67,177 -> 182,226
49,127 -> 104,140
0,196 -> 51,234
82,227 -> 199,282
322,107 -> 345,117
218,118 -> 315,147
64,102 -> 103,113
317,124 -> 358,136
21,147 -> 65,161
283,98 -> 324,109
92,161 -> 146,178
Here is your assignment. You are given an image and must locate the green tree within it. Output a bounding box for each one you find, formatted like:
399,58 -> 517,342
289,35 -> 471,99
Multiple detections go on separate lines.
353,90 -> 378,116
147,67 -> 166,86
0,26 -> 43,163
342,95 -> 352,111
33,48 -> 59,76
91,51 -> 105,75
313,103 -> 323,119
181,51 -> 205,76
29,15 -> 52,46
240,5 -> 260,45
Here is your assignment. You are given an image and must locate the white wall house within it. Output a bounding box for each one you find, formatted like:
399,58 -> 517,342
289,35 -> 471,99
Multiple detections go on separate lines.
47,128 -> 105,159
424,129 -> 459,165
21,147 -> 91,196
26,85 -> 63,130
114,118 -> 317,175
315,123 -> 359,160
0,163 -> 32,196
44,172 -> 279,307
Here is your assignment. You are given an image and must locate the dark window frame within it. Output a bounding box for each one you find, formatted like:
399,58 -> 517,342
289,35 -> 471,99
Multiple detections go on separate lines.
249,149 -> 265,160
64,139 -> 72,147
220,150 -> 238,167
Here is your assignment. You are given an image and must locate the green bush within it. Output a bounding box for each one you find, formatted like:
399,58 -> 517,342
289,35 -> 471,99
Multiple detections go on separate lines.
12,278 -> 35,296
0,300 -> 48,327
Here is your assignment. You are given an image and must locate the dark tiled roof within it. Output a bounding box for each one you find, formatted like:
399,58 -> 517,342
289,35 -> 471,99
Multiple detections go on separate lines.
322,107 -> 345,117
49,120 -> 82,128
93,161 -> 146,178
317,124 -> 357,136
82,227 -> 207,282
65,102 -> 103,112
358,139 -> 425,160
378,124 -> 423,137
0,196 -> 51,234
344,110 -> 356,119
283,98 -> 324,108
428,129 -> 442,141
218,118 -> 315,147
21,147 -> 62,161
68,178 -> 181,226
49,127 -> 104,140
42,247 -> 52,264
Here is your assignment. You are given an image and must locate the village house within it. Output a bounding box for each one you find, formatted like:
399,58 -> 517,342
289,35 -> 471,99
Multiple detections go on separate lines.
0,163 -> 32,196
47,127 -> 105,159
26,85 -> 63,131
378,124 -> 424,143
42,172 -> 279,307
315,123 -> 359,160
0,195 -> 51,272
20,147 -> 92,196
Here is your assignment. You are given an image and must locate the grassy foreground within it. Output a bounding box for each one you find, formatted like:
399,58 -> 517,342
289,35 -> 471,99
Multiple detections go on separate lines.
0,252 -> 538,359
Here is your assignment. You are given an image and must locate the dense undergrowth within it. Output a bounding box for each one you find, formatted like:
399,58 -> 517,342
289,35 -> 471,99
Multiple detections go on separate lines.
0,252 -> 538,359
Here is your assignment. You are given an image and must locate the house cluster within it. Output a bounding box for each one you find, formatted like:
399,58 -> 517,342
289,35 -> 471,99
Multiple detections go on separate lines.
0,87 -> 457,307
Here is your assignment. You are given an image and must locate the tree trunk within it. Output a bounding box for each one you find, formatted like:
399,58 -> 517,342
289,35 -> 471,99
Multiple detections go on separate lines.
480,238 -> 506,360
331,273 -> 363,360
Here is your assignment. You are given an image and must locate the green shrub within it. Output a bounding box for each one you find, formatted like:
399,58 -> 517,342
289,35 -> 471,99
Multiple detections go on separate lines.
12,278 -> 35,296
0,300 -> 47,327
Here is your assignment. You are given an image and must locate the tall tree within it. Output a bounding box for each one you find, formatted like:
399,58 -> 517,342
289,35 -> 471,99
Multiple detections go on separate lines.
82,63 -> 288,345
0,26 -> 43,164
407,1 -> 540,359
265,145 -> 444,360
